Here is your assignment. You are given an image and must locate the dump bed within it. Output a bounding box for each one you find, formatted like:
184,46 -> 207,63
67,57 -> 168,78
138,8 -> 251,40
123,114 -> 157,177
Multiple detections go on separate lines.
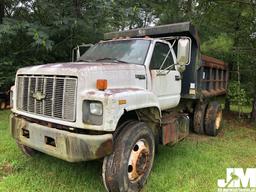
199,55 -> 228,97
104,22 -> 228,99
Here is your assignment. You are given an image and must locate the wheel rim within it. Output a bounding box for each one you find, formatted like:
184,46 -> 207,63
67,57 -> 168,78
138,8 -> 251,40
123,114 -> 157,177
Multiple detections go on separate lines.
215,110 -> 222,130
128,139 -> 150,181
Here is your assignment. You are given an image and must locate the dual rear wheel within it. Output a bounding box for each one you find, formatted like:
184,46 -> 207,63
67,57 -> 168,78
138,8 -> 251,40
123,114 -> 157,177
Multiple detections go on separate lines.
193,101 -> 223,136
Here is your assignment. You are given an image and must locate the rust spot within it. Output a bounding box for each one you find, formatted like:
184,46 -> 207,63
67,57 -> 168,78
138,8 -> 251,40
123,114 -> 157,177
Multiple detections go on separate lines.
87,91 -> 96,95
201,89 -> 226,97
161,112 -> 183,145
104,92 -> 112,96
38,62 -> 140,70
96,138 -> 113,157
15,115 -> 76,132
106,88 -> 142,94
201,55 -> 228,70
47,122 -> 53,128
161,121 -> 178,145
128,140 -> 150,181
64,136 -> 92,161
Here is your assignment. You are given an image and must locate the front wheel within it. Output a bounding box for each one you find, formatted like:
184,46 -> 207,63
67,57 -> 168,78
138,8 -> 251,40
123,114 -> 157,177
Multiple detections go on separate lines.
102,121 -> 155,192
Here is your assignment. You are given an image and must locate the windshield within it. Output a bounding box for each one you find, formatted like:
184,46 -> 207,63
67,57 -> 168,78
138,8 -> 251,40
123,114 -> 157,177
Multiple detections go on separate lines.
79,39 -> 151,65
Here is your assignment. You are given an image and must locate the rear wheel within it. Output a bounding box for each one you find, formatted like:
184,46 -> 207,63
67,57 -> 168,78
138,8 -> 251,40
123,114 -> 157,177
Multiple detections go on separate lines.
205,101 -> 223,136
193,101 -> 208,134
102,121 -> 155,192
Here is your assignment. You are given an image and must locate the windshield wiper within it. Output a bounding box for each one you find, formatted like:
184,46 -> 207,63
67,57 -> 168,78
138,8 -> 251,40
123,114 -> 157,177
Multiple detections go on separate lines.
77,59 -> 93,62
95,57 -> 128,63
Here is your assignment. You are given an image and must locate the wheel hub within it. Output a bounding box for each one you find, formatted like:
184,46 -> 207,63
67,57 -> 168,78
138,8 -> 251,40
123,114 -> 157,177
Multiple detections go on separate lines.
128,140 -> 149,181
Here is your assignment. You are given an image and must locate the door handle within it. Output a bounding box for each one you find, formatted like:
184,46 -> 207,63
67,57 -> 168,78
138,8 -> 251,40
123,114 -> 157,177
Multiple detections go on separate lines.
175,75 -> 182,81
135,74 -> 146,80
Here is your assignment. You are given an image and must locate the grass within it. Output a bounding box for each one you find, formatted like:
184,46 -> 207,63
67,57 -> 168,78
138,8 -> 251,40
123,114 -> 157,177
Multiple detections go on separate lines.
0,110 -> 256,192
230,105 -> 252,114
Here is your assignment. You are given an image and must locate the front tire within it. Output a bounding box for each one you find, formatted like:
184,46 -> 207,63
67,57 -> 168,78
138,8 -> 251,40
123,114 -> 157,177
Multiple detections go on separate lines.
102,121 -> 155,192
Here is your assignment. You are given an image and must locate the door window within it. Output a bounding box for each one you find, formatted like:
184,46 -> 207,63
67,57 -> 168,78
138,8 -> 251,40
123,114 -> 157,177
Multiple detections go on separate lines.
150,42 -> 174,70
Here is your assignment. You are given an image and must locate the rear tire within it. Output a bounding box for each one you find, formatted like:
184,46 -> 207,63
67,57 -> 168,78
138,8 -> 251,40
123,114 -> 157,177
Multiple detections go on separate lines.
193,101 -> 208,134
204,101 -> 223,136
102,121 -> 155,192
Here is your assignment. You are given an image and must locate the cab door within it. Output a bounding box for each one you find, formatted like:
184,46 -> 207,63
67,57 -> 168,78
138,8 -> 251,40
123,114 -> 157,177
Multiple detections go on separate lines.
149,41 -> 181,110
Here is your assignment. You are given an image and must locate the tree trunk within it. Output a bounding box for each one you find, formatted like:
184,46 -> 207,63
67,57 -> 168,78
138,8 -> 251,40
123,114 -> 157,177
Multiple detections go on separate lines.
186,0 -> 192,18
73,0 -> 81,18
224,97 -> 230,112
251,96 -> 256,120
0,0 -> 4,24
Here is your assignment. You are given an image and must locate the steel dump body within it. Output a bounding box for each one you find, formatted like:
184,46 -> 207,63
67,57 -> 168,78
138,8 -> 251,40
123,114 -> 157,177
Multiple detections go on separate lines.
104,22 -> 228,99
200,55 -> 228,97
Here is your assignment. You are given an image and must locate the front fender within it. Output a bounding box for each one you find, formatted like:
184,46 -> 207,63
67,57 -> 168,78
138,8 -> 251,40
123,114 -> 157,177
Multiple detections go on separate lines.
81,88 -> 161,131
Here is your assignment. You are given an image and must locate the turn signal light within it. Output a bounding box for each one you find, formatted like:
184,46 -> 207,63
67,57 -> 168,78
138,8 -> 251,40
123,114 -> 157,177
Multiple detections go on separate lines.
96,79 -> 108,91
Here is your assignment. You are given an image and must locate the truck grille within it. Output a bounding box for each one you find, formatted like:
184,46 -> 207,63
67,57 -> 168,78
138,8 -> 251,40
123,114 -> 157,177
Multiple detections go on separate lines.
16,75 -> 77,122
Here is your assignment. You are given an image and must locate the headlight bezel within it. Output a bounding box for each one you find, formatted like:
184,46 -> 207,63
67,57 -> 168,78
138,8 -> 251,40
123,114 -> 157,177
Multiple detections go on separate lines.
83,100 -> 103,125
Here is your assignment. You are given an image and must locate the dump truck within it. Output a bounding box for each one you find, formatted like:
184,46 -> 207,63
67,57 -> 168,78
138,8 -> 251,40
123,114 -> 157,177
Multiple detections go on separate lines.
9,22 -> 228,192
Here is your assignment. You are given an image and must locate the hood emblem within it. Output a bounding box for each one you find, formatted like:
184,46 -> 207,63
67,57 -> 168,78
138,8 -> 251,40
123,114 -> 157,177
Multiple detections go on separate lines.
32,91 -> 46,101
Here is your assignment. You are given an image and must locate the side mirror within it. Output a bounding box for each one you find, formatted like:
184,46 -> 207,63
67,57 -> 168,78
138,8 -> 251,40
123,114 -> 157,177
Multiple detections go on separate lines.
177,38 -> 191,66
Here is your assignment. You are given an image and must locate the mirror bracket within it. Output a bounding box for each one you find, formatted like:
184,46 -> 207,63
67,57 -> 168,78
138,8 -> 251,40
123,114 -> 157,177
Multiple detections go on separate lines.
72,44 -> 94,62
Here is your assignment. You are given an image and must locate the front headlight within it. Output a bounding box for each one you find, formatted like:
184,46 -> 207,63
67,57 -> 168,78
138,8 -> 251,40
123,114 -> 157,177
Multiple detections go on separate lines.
90,102 -> 103,116
83,100 -> 103,125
